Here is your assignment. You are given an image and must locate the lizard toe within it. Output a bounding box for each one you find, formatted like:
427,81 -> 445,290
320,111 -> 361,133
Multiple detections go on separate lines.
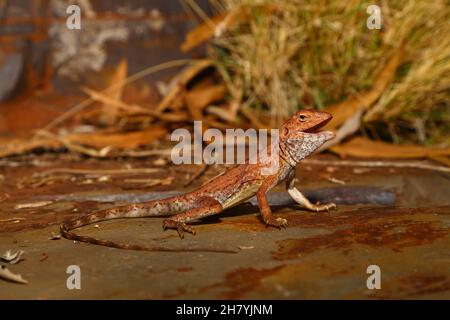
265,217 -> 288,229
183,224 -> 196,236
324,203 -> 337,212
276,217 -> 288,228
310,202 -> 337,213
162,220 -> 196,238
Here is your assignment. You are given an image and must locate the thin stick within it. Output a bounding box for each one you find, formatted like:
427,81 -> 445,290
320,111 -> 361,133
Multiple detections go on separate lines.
302,159 -> 450,173
36,130 -> 108,157
83,87 -> 189,122
185,0 -> 217,30
0,218 -> 26,223
41,59 -> 197,132
119,149 -> 173,158
37,129 -> 174,159
38,168 -> 161,176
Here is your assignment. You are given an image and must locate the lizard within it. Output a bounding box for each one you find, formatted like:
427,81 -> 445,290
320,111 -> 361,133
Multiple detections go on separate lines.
60,109 -> 336,252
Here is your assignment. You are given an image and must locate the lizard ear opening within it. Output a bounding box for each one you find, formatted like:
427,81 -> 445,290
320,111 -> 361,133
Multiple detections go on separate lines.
282,127 -> 290,137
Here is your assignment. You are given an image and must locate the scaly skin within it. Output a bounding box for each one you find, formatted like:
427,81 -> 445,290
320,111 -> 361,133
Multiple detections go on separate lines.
60,109 -> 336,251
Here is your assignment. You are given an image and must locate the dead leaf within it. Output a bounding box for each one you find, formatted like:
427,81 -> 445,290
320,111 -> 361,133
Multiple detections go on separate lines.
36,130 -> 113,158
156,60 -> 213,113
0,250 -> 24,264
83,88 -> 191,123
185,84 -> 227,119
15,201 -> 53,210
331,137 -> 450,160
0,265 -> 28,284
83,87 -> 151,115
0,137 -> 62,158
65,126 -> 167,149
181,4 -> 280,52
181,12 -> 234,52
122,82 -> 160,107
100,59 -> 128,126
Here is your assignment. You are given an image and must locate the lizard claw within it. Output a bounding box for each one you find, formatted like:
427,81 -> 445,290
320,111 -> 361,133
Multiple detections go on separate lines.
311,202 -> 336,213
324,202 -> 337,212
162,220 -> 196,238
265,217 -> 288,229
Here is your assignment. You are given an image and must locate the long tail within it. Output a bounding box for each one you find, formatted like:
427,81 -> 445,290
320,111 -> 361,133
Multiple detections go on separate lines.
60,196 -> 238,253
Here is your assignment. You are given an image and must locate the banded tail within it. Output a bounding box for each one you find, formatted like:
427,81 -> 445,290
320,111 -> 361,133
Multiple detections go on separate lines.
60,196 -> 237,253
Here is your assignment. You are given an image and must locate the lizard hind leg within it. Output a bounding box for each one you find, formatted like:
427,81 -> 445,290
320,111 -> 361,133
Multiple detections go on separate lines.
162,196 -> 223,238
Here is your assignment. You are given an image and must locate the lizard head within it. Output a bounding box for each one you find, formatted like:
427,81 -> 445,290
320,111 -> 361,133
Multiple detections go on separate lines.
282,109 -> 333,135
279,109 -> 335,163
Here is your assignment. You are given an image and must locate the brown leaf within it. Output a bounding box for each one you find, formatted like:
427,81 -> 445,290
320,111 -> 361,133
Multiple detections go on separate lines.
185,84 -> 227,119
0,137 -> 62,158
331,137 -> 450,160
207,105 -> 235,123
100,59 -> 128,126
156,60 -> 213,113
181,4 -> 280,52
66,126 -> 167,149
181,11 -> 241,52
83,87 -> 190,123
122,82 -> 160,107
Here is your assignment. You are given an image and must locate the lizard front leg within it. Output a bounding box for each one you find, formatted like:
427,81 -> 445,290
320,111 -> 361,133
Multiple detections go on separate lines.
162,196 -> 223,238
286,177 -> 337,212
257,177 -> 288,228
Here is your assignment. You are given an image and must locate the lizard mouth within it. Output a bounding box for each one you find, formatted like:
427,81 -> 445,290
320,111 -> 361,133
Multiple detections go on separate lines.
303,117 -> 332,133
303,118 -> 334,140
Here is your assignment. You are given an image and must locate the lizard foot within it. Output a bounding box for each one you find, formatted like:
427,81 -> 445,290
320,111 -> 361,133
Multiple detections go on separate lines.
310,202 -> 337,213
264,217 -> 288,229
162,220 -> 196,238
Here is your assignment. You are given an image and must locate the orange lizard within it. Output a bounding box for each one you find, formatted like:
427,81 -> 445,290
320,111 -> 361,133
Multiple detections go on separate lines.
60,109 -> 336,252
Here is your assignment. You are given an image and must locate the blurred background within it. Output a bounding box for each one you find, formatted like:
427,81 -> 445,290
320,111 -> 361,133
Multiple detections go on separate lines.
0,0 -> 448,158
0,0 -> 209,138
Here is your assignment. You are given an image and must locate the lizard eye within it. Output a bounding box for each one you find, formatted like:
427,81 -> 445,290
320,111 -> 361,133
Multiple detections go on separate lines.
299,114 -> 307,122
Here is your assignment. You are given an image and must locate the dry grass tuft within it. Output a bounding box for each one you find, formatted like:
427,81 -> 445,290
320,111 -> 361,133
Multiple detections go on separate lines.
206,0 -> 449,145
